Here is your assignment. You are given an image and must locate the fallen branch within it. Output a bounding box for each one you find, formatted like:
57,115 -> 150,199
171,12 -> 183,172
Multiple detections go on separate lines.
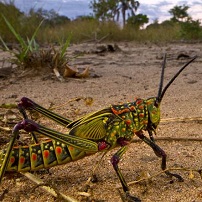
21,172 -> 78,202
116,167 -> 202,189
131,136 -> 202,143
161,117 -> 202,123
0,126 -> 12,132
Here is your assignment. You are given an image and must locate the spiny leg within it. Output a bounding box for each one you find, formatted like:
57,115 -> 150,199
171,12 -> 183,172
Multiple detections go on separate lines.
90,151 -> 108,182
18,97 -> 72,127
0,123 -> 24,183
0,119 -> 98,182
18,103 -> 39,144
11,119 -> 98,153
135,131 -> 183,182
81,151 -> 108,194
148,130 -> 155,142
111,145 -> 141,202
18,97 -> 74,145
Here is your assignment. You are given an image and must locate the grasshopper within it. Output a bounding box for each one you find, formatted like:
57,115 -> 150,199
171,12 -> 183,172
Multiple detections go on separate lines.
0,55 -> 197,201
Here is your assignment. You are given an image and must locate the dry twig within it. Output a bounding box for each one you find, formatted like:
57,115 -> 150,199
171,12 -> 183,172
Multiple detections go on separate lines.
116,167 -> 202,189
21,172 -> 78,202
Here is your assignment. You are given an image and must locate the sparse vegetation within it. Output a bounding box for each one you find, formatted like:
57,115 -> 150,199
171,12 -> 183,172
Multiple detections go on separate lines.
0,1 -> 201,80
0,1 -> 201,45
0,14 -> 73,81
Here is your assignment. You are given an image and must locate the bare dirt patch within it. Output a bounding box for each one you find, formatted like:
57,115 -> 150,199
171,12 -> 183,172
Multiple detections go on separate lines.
0,42 -> 202,202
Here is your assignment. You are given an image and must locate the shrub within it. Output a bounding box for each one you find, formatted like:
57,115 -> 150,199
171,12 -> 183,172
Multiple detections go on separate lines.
180,19 -> 202,40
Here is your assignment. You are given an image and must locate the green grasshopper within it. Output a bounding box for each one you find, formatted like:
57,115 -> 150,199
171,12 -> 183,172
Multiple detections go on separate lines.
0,55 -> 197,201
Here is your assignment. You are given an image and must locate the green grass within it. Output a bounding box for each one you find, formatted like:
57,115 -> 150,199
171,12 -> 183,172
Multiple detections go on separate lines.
0,2 -> 201,80
35,20 -> 182,44
0,18 -> 184,45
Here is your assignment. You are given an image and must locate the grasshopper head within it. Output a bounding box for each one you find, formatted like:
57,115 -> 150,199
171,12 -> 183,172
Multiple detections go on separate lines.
147,97 -> 160,125
146,97 -> 160,131
147,54 -> 197,132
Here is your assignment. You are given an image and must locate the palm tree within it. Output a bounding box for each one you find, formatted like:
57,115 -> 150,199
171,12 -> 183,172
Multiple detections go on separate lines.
116,0 -> 140,26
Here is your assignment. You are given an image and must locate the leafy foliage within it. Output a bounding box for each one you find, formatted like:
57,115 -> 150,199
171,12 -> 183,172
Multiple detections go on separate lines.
90,0 -> 117,21
168,4 -> 202,40
0,1 -> 201,45
180,18 -> 202,40
169,5 -> 189,22
28,8 -> 71,27
127,14 -> 149,29
90,0 -> 140,26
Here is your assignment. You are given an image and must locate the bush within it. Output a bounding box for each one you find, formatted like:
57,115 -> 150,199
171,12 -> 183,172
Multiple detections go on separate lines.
180,19 -> 202,40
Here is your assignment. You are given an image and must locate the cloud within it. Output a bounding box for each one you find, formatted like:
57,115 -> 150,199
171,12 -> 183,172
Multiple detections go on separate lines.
138,2 -> 173,23
12,0 -> 202,22
139,0 -> 202,23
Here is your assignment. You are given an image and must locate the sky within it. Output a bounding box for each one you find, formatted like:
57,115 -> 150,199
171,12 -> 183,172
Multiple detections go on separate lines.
7,0 -> 202,24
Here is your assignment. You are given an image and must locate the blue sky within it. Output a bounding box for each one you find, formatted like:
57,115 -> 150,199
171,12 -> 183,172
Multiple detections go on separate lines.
8,0 -> 202,23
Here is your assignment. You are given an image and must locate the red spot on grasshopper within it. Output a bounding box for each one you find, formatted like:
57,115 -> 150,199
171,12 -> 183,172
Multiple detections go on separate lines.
129,106 -> 135,111
146,100 -> 152,105
138,105 -> 144,110
111,108 -> 118,114
125,119 -> 131,125
10,156 -> 15,164
143,120 -> 148,124
136,99 -> 143,105
98,141 -> 108,151
43,150 -> 49,159
111,107 -> 129,115
32,153 -> 37,161
56,146 -> 62,155
69,146 -> 74,151
19,157 -> 25,164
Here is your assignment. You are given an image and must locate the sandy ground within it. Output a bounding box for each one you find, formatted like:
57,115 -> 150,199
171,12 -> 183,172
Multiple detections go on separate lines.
0,42 -> 202,202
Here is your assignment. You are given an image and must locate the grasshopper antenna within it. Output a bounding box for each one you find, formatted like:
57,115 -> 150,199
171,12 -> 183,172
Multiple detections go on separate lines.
156,53 -> 167,106
156,55 -> 197,105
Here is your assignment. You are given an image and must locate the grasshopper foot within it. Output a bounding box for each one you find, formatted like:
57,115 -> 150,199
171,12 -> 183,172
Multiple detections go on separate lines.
165,170 -> 184,182
126,192 -> 141,202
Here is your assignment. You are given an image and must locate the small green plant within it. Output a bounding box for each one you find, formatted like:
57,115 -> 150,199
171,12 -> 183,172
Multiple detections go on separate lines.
0,15 -> 73,81
0,15 -> 43,66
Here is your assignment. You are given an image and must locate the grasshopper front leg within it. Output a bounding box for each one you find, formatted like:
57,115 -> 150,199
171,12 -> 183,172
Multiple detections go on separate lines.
135,131 -> 183,182
111,144 -> 141,202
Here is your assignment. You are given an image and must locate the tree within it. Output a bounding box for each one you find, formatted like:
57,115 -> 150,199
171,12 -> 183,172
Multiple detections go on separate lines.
90,0 -> 140,26
116,0 -> 140,26
169,5 -> 189,22
127,14 -> 149,29
180,18 -> 202,39
28,8 -> 70,26
89,0 -> 117,21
